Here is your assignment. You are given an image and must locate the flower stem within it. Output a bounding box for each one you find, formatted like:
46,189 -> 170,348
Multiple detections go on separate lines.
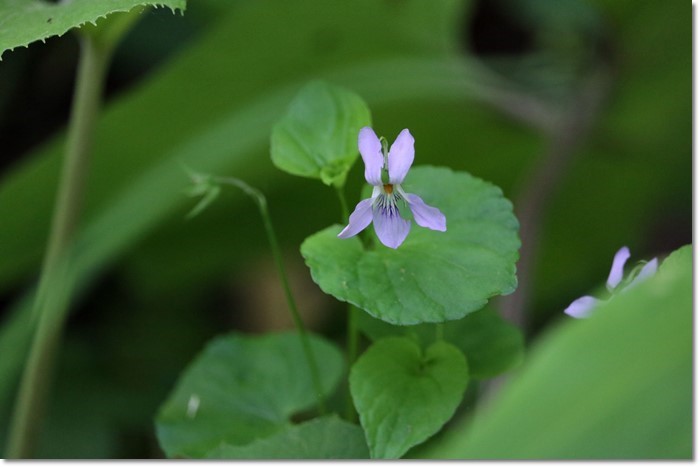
435,323 -> 444,342
6,35 -> 110,459
213,177 -> 326,415
335,185 -> 349,221
335,186 -> 359,422
344,305 -> 360,422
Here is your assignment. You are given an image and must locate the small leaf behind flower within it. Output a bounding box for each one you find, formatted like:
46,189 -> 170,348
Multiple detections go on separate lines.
271,81 -> 371,187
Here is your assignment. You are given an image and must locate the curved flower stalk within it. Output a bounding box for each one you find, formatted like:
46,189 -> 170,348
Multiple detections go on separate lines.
338,127 -> 446,249
564,246 -> 658,318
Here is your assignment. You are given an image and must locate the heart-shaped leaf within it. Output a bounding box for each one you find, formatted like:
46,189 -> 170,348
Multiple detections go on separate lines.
301,166 -> 520,325
350,337 -> 468,458
271,80 -> 371,187
155,332 -> 343,458
205,415 -> 369,459
357,305 -> 524,379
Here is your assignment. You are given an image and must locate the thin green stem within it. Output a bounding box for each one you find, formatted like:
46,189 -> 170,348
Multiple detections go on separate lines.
7,35 -> 110,459
335,186 -> 359,422
435,322 -> 445,342
344,305 -> 360,422
213,176 -> 326,415
335,185 -> 349,221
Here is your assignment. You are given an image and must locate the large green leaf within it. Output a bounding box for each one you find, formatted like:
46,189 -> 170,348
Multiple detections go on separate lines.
205,415 -> 369,459
428,245 -> 692,459
155,332 -> 344,459
0,0 -> 186,57
350,337 -> 468,459
271,81 -> 371,187
301,166 -> 520,325
357,306 -> 523,379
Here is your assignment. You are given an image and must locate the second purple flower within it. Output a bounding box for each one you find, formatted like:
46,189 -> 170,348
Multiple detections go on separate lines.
338,127 -> 446,249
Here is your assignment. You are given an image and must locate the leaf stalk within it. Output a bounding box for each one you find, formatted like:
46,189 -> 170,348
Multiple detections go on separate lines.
6,34 -> 110,459
209,176 -> 327,415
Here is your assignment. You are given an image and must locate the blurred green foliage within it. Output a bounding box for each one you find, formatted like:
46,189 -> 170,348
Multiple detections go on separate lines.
426,245 -> 692,459
357,306 -> 523,379
206,415 -> 369,459
0,0 -> 689,459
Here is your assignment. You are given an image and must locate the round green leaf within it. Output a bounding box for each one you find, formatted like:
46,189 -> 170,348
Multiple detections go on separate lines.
301,166 -> 520,325
350,337 -> 468,459
205,415 -> 369,459
155,332 -> 344,458
358,305 -> 524,379
270,80 -> 372,187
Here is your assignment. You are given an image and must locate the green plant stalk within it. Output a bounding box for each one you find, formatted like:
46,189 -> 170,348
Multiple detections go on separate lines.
213,177 -> 327,415
335,185 -> 349,222
344,305 -> 360,422
335,186 -> 359,422
435,322 -> 444,342
6,35 -> 110,459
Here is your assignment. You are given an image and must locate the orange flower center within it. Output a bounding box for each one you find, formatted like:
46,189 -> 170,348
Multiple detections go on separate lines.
383,184 -> 394,194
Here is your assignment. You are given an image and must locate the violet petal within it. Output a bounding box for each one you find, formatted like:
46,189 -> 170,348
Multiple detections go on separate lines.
338,198 -> 373,239
358,127 -> 384,186
623,258 -> 658,291
388,129 -> 414,184
372,204 -> 411,249
564,295 -> 600,319
406,194 -> 446,231
606,246 -> 631,290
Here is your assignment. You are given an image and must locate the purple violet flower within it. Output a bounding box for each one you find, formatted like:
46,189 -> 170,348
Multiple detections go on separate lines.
564,246 -> 658,319
337,127 -> 446,249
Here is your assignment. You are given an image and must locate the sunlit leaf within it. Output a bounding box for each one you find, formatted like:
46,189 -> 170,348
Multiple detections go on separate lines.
301,166 -> 520,325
